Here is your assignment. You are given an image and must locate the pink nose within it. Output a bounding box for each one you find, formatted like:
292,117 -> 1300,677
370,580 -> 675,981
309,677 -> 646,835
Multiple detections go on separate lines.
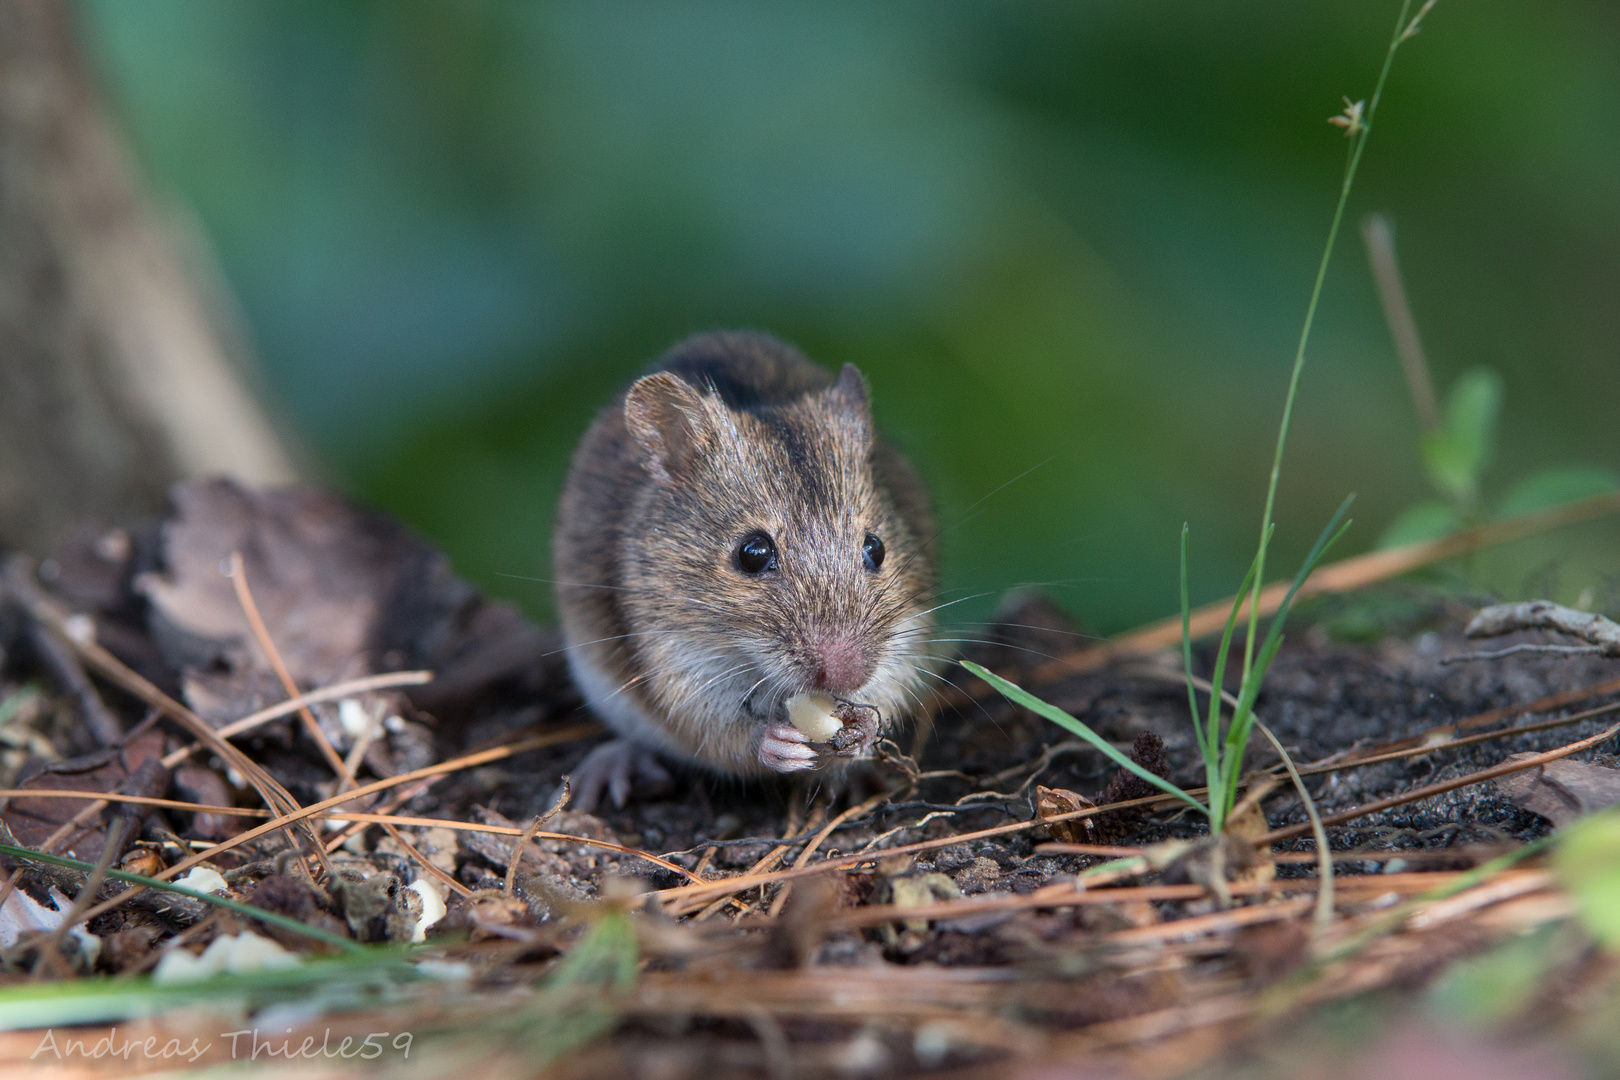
814,637 -> 872,695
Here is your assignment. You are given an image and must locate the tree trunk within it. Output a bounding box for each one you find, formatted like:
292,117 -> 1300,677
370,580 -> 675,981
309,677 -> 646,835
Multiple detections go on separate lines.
0,0 -> 296,558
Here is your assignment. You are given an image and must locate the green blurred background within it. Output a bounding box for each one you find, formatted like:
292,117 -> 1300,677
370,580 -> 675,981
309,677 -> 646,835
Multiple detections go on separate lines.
79,0 -> 1620,635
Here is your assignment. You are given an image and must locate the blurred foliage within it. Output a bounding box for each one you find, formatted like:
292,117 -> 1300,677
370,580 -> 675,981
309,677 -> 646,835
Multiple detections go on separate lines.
1424,922 -> 1567,1028
1555,806 -> 1620,951
81,0 -> 1620,632
1379,365 -> 1618,548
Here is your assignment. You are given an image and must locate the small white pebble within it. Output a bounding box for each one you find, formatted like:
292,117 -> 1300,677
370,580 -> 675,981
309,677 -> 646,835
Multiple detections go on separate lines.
61,614 -> 97,646
415,959 -> 472,982
408,879 -> 447,942
172,867 -> 229,894
1382,858 -> 1409,874
153,931 -> 300,985
786,693 -> 841,742
339,698 -> 372,740
913,1023 -> 952,1068
69,925 -> 102,967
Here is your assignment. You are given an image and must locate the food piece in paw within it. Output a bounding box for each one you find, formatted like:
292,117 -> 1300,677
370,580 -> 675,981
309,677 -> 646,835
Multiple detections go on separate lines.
759,721 -> 819,772
569,738 -> 673,811
785,692 -> 842,742
826,700 -> 881,757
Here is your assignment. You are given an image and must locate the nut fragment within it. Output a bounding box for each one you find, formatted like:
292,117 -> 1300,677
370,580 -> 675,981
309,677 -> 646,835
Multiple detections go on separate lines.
786,692 -> 842,742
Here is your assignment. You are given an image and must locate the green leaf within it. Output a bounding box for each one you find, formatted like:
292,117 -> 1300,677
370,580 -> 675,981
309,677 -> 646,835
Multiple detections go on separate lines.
1421,368 -> 1502,504
960,660 -> 1206,814
1553,806 -> 1620,949
1426,924 -> 1561,1026
1376,499 -> 1460,549
1495,465 -> 1620,520
519,910 -> 640,1063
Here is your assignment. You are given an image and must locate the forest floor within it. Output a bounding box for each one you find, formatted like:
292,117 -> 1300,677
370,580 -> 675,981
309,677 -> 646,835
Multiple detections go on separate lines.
2,478 -> 1619,1079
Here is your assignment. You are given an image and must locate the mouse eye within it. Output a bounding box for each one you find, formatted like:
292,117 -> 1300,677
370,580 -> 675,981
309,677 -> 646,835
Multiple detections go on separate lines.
862,533 -> 885,571
735,532 -> 777,575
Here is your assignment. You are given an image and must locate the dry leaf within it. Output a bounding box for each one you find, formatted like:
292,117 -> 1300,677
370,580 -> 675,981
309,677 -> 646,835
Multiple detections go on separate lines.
1496,754 -> 1620,826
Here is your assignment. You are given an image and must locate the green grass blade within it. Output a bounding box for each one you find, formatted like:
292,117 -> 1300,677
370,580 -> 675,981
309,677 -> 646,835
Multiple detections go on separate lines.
0,952 -> 423,1031
1204,528 -> 1268,827
1239,0 -> 1417,688
0,841 -> 366,954
1232,497 -> 1355,729
961,661 -> 1206,815
518,910 -> 640,1064
1180,525 -> 1212,770
1221,497 -> 1355,803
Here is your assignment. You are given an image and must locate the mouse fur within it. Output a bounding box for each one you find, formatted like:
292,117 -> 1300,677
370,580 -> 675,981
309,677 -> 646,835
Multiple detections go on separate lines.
553,331 -> 940,809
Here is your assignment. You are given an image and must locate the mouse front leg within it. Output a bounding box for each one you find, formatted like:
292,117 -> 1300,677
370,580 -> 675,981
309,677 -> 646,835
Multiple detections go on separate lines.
757,722 -> 819,772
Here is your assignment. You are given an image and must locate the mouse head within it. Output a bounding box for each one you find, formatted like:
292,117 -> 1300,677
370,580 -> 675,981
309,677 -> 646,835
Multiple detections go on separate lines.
619,363 -> 936,731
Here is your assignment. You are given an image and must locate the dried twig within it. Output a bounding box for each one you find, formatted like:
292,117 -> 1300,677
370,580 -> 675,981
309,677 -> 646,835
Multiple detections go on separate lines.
931,493 -> 1620,712
226,551 -> 351,780
1361,212 -> 1439,432
766,789 -> 892,918
1293,699 -> 1620,775
823,868 -> 1546,931
4,557 -> 331,877
1320,674 -> 1620,765
32,818 -> 124,977
1258,716 -> 1620,845
505,778 -> 571,895
693,812 -> 827,922
1,785 -> 700,883
1442,643 -> 1604,665
379,820 -> 471,899
1463,599 -> 1620,657
66,723 -> 601,928
657,710 -> 1620,912
22,620 -> 122,746
0,789 -> 263,816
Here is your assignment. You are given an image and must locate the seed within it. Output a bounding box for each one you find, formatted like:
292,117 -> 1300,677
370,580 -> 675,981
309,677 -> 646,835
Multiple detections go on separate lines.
785,692 -> 842,742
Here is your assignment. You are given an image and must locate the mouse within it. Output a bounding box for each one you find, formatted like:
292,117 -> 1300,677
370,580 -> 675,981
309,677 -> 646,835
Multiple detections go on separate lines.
553,331 -> 941,810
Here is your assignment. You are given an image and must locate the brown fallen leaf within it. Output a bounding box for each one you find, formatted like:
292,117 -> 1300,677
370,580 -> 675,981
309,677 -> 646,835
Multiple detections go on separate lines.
133,479 -> 564,736
1495,753 -> 1620,826
1,728 -> 165,861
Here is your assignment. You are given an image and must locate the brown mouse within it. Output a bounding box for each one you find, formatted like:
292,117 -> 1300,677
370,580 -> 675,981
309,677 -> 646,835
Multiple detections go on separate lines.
553,331 -> 941,809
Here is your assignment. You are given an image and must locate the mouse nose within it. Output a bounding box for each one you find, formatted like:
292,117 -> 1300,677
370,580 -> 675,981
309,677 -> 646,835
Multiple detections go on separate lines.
812,636 -> 873,695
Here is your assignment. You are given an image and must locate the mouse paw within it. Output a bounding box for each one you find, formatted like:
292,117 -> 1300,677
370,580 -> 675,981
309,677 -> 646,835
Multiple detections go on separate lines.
758,722 -> 819,773
569,738 -> 673,811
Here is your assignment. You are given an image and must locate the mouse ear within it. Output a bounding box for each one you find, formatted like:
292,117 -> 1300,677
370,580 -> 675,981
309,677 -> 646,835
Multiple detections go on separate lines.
624,372 -> 713,483
827,364 -> 872,430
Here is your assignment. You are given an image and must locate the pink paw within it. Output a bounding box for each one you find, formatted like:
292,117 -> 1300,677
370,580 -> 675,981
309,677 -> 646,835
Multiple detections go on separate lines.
758,722 -> 819,773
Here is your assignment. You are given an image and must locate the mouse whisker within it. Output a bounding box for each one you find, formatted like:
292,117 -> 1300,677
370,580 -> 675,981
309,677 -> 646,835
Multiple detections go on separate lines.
898,662 -> 1002,727
659,657 -> 762,721
908,637 -> 1063,661
542,627 -> 715,657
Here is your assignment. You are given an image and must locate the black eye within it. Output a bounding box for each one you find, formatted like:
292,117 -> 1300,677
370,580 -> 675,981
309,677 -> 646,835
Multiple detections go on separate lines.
862,533 -> 885,571
735,532 -> 777,575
